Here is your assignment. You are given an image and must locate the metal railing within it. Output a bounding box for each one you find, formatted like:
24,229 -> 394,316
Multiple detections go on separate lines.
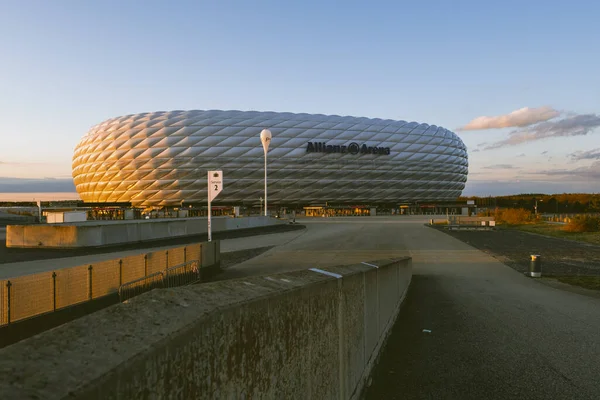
118,260 -> 201,302
164,260 -> 201,288
118,271 -> 165,303
0,242 -> 213,326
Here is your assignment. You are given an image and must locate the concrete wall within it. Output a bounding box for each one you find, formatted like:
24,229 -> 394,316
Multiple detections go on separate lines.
7,216 -> 283,248
0,257 -> 412,400
0,240 -> 220,326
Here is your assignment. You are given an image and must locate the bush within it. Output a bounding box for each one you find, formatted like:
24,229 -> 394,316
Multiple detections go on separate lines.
482,208 -> 534,225
564,216 -> 600,233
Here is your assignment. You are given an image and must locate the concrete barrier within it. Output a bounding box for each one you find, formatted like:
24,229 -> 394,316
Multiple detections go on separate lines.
7,216 -> 284,248
0,257 -> 411,400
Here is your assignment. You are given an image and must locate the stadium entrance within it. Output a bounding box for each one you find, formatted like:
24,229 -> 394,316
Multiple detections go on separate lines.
303,206 -> 372,217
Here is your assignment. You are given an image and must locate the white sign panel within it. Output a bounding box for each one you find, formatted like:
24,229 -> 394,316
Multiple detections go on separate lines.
208,170 -> 223,202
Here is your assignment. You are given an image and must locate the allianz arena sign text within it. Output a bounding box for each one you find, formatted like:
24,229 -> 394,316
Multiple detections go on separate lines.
306,141 -> 391,155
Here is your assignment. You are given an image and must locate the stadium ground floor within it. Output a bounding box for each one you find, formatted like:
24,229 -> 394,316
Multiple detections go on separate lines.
66,201 -> 478,221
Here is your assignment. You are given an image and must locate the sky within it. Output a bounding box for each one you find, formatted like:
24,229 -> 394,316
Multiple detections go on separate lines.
1,0 -> 599,197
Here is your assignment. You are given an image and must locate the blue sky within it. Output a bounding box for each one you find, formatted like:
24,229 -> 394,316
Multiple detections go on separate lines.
1,0 -> 599,196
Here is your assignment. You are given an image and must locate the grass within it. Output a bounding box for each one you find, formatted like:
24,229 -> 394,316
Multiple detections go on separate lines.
551,276 -> 600,291
502,223 -> 600,246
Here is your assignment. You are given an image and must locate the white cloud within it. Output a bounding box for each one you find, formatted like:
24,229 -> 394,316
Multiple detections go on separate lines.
0,177 -> 76,193
458,106 -> 559,131
532,161 -> 600,180
481,113 -> 600,150
482,164 -> 516,169
462,179 -> 600,196
570,148 -> 600,161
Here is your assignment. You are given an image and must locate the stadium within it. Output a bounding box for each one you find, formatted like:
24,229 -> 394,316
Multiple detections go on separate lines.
72,110 -> 469,212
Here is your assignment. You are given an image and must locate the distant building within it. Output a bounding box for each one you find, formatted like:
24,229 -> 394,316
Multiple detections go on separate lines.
72,110 -> 469,207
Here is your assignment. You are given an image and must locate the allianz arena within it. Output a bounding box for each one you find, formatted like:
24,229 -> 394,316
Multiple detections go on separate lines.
72,110 -> 469,207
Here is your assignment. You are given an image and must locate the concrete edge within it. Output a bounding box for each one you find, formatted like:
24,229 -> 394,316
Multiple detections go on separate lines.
6,216 -> 287,249
352,257 -> 413,400
0,257 -> 412,400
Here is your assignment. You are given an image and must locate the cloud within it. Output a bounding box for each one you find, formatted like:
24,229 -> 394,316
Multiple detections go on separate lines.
482,164 -> 516,169
462,179 -> 600,196
570,148 -> 600,161
516,153 -> 526,157
481,113 -> 600,150
532,161 -> 600,180
458,106 -> 560,131
472,149 -> 480,153
540,151 -> 548,155
0,177 -> 76,193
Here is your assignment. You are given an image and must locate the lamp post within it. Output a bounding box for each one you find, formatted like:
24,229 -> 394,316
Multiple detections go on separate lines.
535,199 -> 543,216
260,129 -> 272,217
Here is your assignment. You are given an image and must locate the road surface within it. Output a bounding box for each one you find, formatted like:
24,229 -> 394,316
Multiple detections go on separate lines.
215,216 -> 600,399
2,216 -> 598,398
214,216 -> 417,280
0,224 -> 302,279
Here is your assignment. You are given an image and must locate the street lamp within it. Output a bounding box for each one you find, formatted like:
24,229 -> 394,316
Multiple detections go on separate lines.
260,129 -> 272,217
535,199 -> 543,216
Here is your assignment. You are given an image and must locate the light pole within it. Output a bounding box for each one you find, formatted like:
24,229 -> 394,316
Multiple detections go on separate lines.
260,129 -> 272,217
535,199 -> 543,216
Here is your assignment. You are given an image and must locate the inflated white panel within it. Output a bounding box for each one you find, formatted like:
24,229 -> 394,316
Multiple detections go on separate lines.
73,110 -> 469,207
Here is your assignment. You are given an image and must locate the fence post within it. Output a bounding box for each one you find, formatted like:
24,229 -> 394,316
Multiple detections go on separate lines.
144,254 -> 148,276
166,250 -> 169,269
6,280 -> 11,325
88,265 -> 93,300
52,272 -> 57,312
184,247 -> 187,263
119,259 -> 123,286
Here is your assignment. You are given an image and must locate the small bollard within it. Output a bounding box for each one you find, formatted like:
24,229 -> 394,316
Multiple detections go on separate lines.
529,255 -> 542,278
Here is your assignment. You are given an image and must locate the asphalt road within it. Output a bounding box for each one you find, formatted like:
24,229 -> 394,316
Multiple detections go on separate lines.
3,216 -> 599,398
215,216 -> 600,399
213,216 -> 416,280
0,224 -> 304,279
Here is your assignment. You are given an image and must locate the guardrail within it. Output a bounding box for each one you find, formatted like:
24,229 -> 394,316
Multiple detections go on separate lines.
429,216 -> 496,229
0,241 -> 219,326
118,260 -> 201,302
541,213 -> 600,223
118,271 -> 165,303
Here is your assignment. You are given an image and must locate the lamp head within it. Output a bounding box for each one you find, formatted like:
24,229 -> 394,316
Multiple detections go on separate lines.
260,129 -> 272,154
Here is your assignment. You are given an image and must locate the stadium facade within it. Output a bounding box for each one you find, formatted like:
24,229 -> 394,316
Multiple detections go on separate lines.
72,110 -> 469,208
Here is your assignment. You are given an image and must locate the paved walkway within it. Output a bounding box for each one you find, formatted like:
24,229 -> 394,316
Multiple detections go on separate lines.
213,216 -> 419,281
3,215 -> 599,398
205,216 -> 600,399
0,224 -> 301,280
364,220 -> 600,399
